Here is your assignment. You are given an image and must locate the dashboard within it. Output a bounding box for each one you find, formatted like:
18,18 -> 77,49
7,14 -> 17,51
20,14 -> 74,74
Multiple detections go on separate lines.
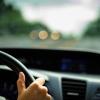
0,48 -> 100,100
0,48 -> 100,74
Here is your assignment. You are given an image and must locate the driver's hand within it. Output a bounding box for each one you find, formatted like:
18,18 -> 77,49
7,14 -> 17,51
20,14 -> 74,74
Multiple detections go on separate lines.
17,72 -> 52,100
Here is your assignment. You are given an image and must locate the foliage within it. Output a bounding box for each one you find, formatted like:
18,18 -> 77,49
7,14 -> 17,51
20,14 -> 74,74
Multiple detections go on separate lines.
0,0 -> 51,35
84,16 -> 100,37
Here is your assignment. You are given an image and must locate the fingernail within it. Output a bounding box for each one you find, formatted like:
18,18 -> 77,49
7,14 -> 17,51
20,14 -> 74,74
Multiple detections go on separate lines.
19,72 -> 22,79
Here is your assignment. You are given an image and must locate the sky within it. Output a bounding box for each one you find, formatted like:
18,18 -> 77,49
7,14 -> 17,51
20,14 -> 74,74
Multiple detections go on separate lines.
4,0 -> 100,38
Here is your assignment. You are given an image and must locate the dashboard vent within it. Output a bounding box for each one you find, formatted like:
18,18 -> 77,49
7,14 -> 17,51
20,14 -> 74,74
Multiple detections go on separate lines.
62,78 -> 86,100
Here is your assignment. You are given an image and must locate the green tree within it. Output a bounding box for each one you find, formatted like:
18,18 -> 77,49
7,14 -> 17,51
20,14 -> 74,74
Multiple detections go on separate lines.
84,16 -> 100,37
0,0 -> 51,35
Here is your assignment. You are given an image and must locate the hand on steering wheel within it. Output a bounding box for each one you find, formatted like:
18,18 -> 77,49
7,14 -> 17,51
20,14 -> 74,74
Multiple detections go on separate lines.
0,51 -> 52,100
17,72 -> 52,100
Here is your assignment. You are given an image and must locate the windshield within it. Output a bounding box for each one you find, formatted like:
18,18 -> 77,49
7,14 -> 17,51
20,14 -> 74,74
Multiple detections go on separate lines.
0,0 -> 100,50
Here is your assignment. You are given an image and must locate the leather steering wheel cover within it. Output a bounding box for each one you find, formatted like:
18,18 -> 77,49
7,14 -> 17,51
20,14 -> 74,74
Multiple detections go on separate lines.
0,51 -> 35,85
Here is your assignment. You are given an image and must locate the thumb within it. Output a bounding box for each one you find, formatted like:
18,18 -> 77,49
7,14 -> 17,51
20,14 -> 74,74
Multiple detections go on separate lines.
17,72 -> 26,95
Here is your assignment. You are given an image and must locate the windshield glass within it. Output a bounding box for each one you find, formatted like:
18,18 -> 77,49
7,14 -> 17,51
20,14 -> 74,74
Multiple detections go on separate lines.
0,0 -> 100,50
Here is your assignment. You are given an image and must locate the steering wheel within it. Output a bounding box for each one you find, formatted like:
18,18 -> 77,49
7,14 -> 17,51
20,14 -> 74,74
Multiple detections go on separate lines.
0,50 -> 35,85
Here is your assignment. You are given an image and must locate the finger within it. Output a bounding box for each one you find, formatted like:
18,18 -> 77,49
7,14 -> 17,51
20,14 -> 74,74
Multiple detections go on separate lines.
40,86 -> 48,96
19,72 -> 25,82
45,94 -> 52,100
17,72 -> 26,95
27,78 -> 45,92
34,77 -> 45,86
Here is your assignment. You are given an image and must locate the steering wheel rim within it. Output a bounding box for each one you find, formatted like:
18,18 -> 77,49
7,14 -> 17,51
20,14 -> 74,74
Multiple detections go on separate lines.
0,50 -> 35,85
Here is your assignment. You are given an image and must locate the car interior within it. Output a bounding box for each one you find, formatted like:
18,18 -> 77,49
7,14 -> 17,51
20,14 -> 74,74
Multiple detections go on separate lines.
0,0 -> 100,100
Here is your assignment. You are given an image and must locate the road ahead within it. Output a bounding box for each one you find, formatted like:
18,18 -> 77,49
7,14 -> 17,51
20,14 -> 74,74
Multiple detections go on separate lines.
0,35 -> 100,52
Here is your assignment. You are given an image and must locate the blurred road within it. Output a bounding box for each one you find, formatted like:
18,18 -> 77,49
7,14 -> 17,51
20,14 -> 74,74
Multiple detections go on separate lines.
0,35 -> 100,52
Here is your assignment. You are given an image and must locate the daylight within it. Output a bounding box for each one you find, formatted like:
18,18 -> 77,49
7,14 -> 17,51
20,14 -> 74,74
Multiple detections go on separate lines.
5,0 -> 99,38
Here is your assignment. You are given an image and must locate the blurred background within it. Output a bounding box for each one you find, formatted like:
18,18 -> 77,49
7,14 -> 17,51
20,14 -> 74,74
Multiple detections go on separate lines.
0,0 -> 100,50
